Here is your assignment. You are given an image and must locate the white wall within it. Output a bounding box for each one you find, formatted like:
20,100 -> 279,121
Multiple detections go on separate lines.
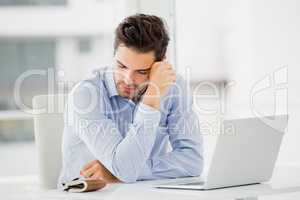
56,36 -> 113,83
175,0 -> 229,81
176,0 -> 300,167
0,0 -> 114,37
223,0 -> 300,165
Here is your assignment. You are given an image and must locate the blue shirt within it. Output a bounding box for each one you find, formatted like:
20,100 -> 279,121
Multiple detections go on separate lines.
58,67 -> 204,186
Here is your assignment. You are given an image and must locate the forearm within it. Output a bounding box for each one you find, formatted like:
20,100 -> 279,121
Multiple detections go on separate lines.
78,103 -> 161,183
138,141 -> 204,180
141,85 -> 161,110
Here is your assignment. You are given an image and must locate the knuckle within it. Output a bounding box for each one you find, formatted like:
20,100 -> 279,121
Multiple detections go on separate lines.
92,160 -> 97,164
82,172 -> 88,177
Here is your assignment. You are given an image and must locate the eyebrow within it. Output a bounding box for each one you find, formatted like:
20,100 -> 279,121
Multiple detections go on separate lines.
116,60 -> 152,72
116,60 -> 128,68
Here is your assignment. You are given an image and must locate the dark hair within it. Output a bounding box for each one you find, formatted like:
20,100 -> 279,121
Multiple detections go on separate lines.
114,13 -> 170,61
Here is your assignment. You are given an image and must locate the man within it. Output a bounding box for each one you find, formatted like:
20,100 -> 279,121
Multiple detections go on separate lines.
58,14 -> 203,186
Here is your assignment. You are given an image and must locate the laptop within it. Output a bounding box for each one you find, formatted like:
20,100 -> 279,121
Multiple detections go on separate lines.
155,115 -> 288,190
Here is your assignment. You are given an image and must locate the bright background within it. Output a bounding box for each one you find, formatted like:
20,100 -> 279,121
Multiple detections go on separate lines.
0,0 -> 299,178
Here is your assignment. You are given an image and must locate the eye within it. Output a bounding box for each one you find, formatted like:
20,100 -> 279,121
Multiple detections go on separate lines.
137,71 -> 148,75
118,65 -> 126,69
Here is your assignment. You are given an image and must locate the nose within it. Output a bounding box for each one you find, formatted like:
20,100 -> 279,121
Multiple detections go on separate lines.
123,70 -> 134,85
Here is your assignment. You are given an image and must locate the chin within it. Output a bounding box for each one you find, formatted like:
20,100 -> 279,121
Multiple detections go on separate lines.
119,91 -> 131,98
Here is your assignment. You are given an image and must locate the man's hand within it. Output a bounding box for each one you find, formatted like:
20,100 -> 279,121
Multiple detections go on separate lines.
142,60 -> 176,109
80,160 -> 121,183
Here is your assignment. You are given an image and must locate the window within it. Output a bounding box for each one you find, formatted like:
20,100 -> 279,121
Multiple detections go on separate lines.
78,38 -> 92,54
0,0 -> 67,6
0,39 -> 56,110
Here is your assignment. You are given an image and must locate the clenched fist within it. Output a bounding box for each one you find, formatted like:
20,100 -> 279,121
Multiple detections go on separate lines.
80,160 -> 121,183
142,60 -> 176,109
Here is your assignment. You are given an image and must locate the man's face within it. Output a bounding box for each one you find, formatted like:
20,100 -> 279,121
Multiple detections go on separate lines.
113,45 -> 156,99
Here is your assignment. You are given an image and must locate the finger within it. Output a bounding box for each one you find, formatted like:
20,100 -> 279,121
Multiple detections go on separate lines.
164,64 -> 172,70
81,160 -> 97,172
91,171 -> 102,180
82,164 -> 98,178
162,59 -> 168,64
151,61 -> 161,68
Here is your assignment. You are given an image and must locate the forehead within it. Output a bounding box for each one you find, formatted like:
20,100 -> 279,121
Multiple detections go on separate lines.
115,45 -> 155,70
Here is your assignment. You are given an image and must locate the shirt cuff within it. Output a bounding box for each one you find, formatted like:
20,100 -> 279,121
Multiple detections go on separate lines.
137,159 -> 153,180
134,102 -> 161,126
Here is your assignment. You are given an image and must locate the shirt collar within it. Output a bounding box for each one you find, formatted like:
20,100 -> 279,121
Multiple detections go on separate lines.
104,68 -> 119,98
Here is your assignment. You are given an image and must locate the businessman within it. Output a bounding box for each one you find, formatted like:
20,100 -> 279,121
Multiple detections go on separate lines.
58,14 -> 203,186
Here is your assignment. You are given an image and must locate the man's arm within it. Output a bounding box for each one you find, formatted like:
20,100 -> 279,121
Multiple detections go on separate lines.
67,81 -> 160,183
80,159 -> 121,183
138,76 -> 204,180
67,62 -> 176,183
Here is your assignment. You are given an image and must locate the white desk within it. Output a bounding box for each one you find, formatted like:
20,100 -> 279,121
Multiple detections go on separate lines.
1,165 -> 300,200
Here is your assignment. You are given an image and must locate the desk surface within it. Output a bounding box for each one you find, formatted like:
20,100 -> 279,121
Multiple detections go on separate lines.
1,165 -> 300,200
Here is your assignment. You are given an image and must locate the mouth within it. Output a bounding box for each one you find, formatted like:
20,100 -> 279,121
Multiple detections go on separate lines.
117,82 -> 148,99
123,85 -> 135,94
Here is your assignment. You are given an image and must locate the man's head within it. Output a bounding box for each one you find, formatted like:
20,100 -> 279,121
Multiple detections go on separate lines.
113,13 -> 170,99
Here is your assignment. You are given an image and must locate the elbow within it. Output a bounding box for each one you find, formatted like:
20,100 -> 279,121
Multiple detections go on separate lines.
189,162 -> 204,177
188,151 -> 204,177
111,160 -> 139,183
116,173 -> 138,183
